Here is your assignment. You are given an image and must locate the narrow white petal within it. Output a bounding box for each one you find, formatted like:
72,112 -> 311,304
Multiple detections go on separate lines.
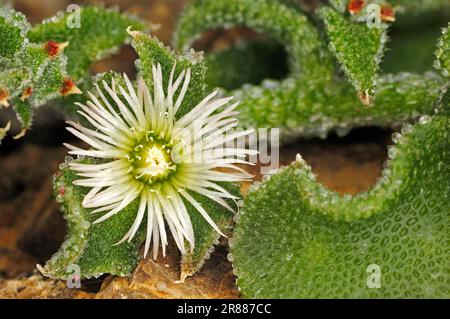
152,195 -> 167,256
166,185 -> 195,247
179,190 -> 226,237
93,189 -> 140,224
103,79 -> 140,131
174,68 -> 191,113
156,190 -> 192,247
115,191 -> 147,245
143,198 -> 154,258
152,210 -> 160,259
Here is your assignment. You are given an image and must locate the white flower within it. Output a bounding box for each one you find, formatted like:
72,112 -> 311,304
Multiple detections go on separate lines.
64,63 -> 256,259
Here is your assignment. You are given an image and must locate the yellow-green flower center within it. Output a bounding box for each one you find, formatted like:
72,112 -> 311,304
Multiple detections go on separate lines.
129,132 -> 175,184
144,145 -> 170,176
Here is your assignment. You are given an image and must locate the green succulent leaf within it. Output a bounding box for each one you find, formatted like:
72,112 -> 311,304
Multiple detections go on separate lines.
12,98 -> 32,128
226,65 -> 442,141
0,6 -> 145,135
231,88 -> 450,298
0,67 -> 29,99
38,158 -> 146,279
130,30 -> 207,118
28,6 -> 145,80
435,23 -> 450,78
174,1 -> 441,140
0,8 -> 29,64
30,57 -> 67,106
318,7 -> 388,103
174,0 -> 333,80
328,0 -> 348,13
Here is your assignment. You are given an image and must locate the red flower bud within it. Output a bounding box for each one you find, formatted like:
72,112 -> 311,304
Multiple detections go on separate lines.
20,87 -> 33,101
380,4 -> 395,22
44,40 -> 68,58
0,88 -> 10,108
60,78 -> 82,96
348,0 -> 365,15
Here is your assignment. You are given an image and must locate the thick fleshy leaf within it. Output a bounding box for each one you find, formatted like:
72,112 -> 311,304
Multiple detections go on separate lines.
28,6 -> 145,80
328,0 -> 348,13
174,0 -> 333,80
435,23 -> 450,77
38,158 -> 145,279
12,98 -> 32,129
3,43 -> 69,128
211,56 -> 440,140
231,88 -> 450,298
319,7 -> 388,104
235,72 -> 442,141
130,30 -> 207,118
0,67 -> 29,100
173,1 -> 441,141
202,40 -> 442,140
0,8 -> 29,64
0,6 -> 145,134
